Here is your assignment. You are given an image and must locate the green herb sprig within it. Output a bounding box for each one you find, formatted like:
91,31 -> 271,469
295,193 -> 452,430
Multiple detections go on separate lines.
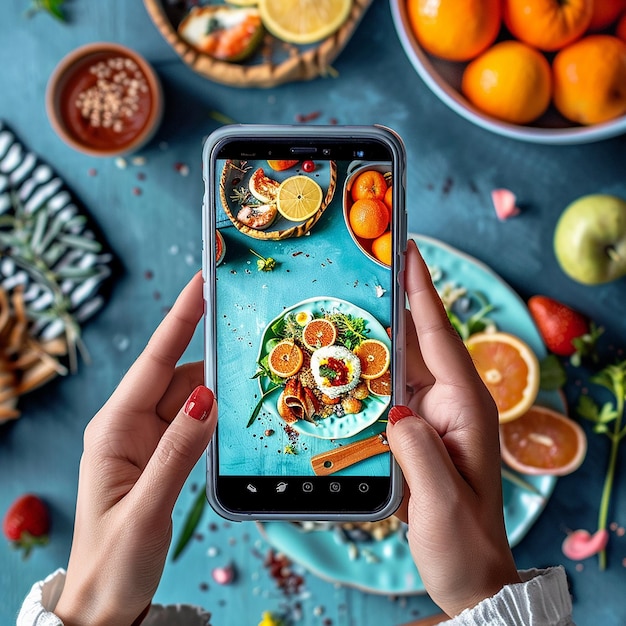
0,192 -> 96,371
327,312 -> 368,349
577,360 -> 626,570
250,249 -> 276,272
26,0 -> 66,21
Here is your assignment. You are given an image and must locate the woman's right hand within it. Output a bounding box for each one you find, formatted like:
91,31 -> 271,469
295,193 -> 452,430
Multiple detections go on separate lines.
387,240 -> 520,618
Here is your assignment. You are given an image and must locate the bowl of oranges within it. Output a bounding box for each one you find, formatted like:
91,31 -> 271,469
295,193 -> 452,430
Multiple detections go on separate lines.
390,0 -> 626,144
344,163 -> 393,268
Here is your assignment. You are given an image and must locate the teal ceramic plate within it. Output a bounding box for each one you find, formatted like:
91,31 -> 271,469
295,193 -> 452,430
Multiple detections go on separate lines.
259,234 -> 561,595
257,297 -> 391,440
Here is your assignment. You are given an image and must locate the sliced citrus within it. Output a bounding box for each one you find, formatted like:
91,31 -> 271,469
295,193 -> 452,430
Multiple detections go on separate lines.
268,340 -> 304,378
267,159 -> 299,171
367,370 -> 391,396
355,339 -> 390,380
275,175 -> 323,222
500,405 -> 587,476
258,0 -> 352,45
465,331 -> 540,423
302,318 -> 337,351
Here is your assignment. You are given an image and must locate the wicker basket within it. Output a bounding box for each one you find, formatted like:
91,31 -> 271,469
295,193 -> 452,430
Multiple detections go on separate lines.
220,160 -> 337,240
143,0 -> 373,88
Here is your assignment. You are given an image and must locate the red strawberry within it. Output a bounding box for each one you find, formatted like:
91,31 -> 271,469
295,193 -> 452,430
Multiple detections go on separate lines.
3,494 -> 50,559
528,295 -> 603,366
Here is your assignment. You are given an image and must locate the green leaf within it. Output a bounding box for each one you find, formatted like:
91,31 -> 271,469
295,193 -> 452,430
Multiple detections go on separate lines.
246,384 -> 281,428
539,354 -> 567,391
577,394 -> 600,423
171,486 -> 206,562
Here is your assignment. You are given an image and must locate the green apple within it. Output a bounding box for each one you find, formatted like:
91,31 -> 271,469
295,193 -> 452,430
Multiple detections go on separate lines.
554,194 -> 626,285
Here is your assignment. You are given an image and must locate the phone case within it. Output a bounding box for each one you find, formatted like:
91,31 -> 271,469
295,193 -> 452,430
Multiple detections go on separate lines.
202,124 -> 407,521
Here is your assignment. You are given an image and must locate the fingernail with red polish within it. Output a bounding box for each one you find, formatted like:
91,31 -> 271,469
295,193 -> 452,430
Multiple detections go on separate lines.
388,405 -> 415,425
184,386 -> 214,421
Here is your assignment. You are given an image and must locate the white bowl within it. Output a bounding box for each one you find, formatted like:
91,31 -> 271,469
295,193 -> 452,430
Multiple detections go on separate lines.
389,0 -> 626,145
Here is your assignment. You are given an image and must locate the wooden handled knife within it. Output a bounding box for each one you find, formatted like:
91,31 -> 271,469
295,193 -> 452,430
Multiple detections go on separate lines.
310,432 -> 389,476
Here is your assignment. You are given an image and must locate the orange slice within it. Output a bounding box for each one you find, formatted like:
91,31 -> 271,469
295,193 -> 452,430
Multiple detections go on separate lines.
268,340 -> 304,378
367,370 -> 391,396
465,331 -> 540,423
302,319 -> 337,351
355,339 -> 390,380
500,405 -> 587,476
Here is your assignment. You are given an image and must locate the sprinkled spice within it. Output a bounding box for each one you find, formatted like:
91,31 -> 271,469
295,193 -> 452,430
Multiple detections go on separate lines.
263,550 -> 304,596
295,110 -> 321,123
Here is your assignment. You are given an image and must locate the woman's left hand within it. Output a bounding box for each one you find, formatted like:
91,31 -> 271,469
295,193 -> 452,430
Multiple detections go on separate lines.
55,272 -> 217,626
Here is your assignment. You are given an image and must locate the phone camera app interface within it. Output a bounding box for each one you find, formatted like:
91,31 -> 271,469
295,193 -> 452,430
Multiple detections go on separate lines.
213,148 -> 394,486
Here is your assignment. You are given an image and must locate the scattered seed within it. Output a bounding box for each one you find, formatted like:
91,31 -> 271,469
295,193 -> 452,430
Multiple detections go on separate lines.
132,187 -> 141,196
115,157 -> 128,169
88,168 -> 97,176
212,563 -> 236,585
132,156 -> 146,166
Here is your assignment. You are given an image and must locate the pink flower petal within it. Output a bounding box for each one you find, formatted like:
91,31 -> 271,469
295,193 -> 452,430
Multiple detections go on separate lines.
491,188 -> 521,221
562,528 -> 609,560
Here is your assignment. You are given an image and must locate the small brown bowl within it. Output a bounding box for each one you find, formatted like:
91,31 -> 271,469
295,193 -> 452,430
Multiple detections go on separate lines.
46,42 -> 163,157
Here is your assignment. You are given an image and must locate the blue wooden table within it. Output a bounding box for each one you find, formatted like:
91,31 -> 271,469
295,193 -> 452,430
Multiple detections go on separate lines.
1,1 -> 626,624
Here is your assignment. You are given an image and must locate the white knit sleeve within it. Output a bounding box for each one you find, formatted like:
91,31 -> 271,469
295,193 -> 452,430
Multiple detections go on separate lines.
17,569 -> 66,626
17,569 -> 212,626
438,566 -> 575,626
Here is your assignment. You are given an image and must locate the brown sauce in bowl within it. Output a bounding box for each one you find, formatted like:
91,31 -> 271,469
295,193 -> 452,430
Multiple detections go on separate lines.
59,52 -> 154,151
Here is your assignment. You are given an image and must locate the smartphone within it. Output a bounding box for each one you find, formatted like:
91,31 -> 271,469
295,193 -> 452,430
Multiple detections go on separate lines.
202,124 -> 407,521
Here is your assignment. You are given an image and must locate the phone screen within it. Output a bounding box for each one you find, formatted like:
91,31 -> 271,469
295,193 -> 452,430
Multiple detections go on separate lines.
204,126 -> 405,520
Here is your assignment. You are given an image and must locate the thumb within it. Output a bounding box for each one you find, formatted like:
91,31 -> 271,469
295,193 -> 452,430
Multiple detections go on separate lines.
386,406 -> 460,506
137,386 -> 217,516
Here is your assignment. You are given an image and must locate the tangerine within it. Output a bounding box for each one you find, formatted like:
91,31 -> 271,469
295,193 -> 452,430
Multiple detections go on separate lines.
383,185 -> 393,214
367,370 -> 391,396
618,13 -> 626,42
502,0 -> 592,52
587,0 -> 626,31
552,35 -> 626,125
371,231 -> 392,266
406,0 -> 501,62
500,405 -> 587,476
350,170 -> 388,202
465,331 -> 540,423
461,40 -> 552,125
302,319 -> 337,351
355,339 -> 390,380
349,198 -> 389,240
268,340 -> 304,378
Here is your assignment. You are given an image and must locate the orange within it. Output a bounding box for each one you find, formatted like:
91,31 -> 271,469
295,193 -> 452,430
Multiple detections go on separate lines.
406,0 -> 501,62
587,0 -> 626,31
465,331 -> 540,423
349,198 -> 389,240
552,35 -> 626,125
355,339 -> 390,380
267,159 -> 299,171
371,231 -> 392,266
618,13 -> 626,42
268,340 -> 304,378
367,370 -> 391,396
461,40 -> 552,125
302,319 -> 337,351
502,0 -> 592,52
500,405 -> 587,476
350,170 -> 387,202
383,185 -> 393,214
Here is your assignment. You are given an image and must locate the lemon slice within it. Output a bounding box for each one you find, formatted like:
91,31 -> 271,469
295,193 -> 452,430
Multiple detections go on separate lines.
276,175 -> 323,221
258,0 -> 353,45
